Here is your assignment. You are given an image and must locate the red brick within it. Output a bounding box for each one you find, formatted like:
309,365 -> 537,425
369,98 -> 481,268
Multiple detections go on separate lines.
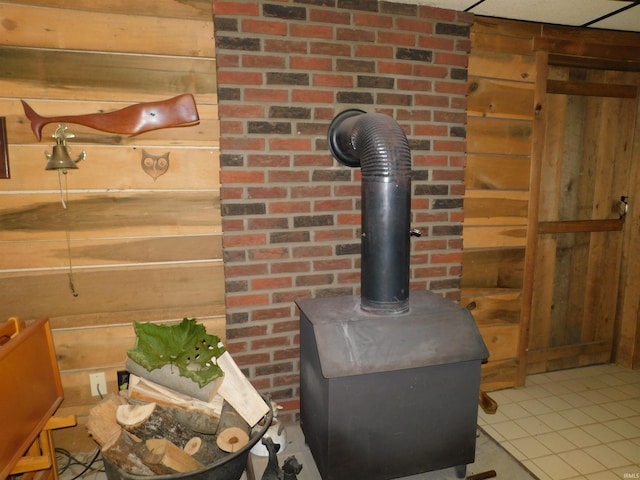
226,293 -> 270,308
223,233 -> 267,248
220,170 -> 265,184
251,276 -> 293,290
242,18 -> 287,36
212,2 -> 259,15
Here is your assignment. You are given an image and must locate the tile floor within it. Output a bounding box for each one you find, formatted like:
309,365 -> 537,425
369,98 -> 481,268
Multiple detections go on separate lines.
477,363 -> 640,480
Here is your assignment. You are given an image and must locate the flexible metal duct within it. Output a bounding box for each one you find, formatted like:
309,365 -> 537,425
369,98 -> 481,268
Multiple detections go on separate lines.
328,109 -> 412,314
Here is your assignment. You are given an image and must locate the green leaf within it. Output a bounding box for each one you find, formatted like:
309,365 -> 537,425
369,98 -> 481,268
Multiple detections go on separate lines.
127,318 -> 226,387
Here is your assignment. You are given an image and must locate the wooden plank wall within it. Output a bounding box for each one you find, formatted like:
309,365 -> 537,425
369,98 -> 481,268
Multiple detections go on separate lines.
0,1 -> 222,452
465,17 -> 640,390
463,18 -> 537,391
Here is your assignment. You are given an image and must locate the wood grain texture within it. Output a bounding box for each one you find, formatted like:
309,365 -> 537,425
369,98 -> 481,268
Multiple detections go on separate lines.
1,1 -> 221,454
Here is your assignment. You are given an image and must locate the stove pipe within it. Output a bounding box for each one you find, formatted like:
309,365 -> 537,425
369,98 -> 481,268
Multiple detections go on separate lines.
328,109 -> 412,314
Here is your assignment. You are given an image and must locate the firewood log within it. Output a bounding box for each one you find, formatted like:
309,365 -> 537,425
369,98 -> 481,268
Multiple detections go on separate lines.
144,439 -> 205,473
116,402 -> 220,463
215,402 -> 250,453
217,351 -> 270,426
101,429 -> 156,476
183,436 -> 223,465
87,394 -> 128,447
125,359 -> 222,402
127,374 -> 222,433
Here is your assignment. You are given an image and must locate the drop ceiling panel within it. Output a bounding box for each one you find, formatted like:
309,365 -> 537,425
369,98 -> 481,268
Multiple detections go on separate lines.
410,0 -> 640,32
471,0 -> 633,26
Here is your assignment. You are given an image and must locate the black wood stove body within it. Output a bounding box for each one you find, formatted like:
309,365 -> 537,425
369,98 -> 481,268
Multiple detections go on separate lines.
298,292 -> 488,480
298,110 -> 489,479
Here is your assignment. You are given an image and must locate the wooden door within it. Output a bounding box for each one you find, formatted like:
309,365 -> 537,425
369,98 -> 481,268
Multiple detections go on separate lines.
526,66 -> 639,374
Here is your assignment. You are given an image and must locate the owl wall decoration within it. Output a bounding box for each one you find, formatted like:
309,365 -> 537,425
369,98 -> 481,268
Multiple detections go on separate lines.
141,149 -> 170,180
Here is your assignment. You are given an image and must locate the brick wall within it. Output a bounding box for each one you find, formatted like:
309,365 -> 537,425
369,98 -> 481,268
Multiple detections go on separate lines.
212,0 -> 472,420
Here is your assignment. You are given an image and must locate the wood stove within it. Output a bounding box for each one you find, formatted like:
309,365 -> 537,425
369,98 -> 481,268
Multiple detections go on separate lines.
298,110 -> 489,479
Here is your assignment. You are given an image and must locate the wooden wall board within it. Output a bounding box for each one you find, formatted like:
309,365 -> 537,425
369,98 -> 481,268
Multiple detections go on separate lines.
0,3 -> 215,57
0,191 -> 221,241
466,117 -> 533,156
11,0 -> 214,20
53,317 -> 226,372
1,0 -> 221,453
478,324 -> 520,362
463,190 -> 528,226
463,225 -> 527,249
460,288 -> 522,326
1,262 -> 226,320
465,155 -> 531,190
468,51 -> 536,83
461,248 -> 525,289
1,235 -> 223,269
480,358 -> 518,391
0,146 -> 220,191
467,77 -> 535,119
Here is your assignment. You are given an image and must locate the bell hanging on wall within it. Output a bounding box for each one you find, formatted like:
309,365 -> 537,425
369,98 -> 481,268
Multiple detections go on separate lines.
45,123 -> 86,172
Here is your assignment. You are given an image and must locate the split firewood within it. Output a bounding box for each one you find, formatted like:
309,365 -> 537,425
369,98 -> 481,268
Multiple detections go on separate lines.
117,403 -> 193,447
127,374 -> 223,434
145,439 -> 205,473
125,358 -> 222,402
87,394 -> 128,447
215,401 -> 250,453
217,351 -> 270,427
183,437 -> 222,465
101,429 -> 156,476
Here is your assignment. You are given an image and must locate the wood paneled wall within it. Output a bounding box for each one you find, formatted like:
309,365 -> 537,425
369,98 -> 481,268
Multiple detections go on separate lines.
464,17 -> 640,390
0,1 -> 222,452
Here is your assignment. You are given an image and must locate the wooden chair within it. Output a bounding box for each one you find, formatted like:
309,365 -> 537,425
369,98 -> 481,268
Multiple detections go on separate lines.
0,317 -> 76,480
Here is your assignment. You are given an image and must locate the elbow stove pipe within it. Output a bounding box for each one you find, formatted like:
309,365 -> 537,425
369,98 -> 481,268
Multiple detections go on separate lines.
328,109 -> 412,314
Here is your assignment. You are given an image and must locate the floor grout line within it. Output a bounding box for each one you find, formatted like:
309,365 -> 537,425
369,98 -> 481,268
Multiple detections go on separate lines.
479,363 -> 640,480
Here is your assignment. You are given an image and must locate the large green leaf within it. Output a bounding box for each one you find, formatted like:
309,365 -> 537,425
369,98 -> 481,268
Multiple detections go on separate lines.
127,318 -> 226,387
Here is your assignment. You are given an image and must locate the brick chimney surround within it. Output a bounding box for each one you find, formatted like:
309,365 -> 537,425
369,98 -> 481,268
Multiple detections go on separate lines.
212,0 -> 472,420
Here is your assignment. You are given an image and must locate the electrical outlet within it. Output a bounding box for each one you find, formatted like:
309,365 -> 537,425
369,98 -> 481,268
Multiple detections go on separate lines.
89,372 -> 107,397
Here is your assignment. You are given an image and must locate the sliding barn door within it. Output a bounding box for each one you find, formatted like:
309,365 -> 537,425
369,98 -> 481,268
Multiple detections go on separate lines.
527,66 -> 638,373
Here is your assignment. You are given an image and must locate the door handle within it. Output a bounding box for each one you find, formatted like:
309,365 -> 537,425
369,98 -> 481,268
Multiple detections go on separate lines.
620,196 -> 629,220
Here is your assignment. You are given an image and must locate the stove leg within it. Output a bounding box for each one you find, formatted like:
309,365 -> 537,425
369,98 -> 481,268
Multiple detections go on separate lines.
454,464 -> 467,479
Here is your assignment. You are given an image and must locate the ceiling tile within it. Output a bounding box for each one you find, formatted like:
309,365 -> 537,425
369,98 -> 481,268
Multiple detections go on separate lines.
469,0 -> 632,26
408,0 -> 640,32
589,5 -> 640,31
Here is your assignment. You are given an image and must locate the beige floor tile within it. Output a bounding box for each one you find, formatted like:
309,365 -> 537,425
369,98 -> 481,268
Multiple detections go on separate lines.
520,398 -> 554,416
560,408 -> 597,426
499,388 -> 535,403
627,414 -> 640,429
509,436 -> 553,459
539,381 -> 574,396
515,416 -> 553,436
583,444 -> 633,469
540,395 -> 574,412
580,423 -> 624,443
580,389 -> 612,404
535,431 -> 576,453
531,454 -> 580,480
486,420 -> 529,441
609,439 -> 640,465
558,427 -> 601,448
498,402 -> 531,420
522,459 -> 553,480
538,411 -> 575,430
584,470 -> 621,480
613,466 -> 640,479
558,449 -> 606,475
602,418 -> 640,438
579,404 -> 618,422
561,392 -> 594,408
606,402 -> 638,419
